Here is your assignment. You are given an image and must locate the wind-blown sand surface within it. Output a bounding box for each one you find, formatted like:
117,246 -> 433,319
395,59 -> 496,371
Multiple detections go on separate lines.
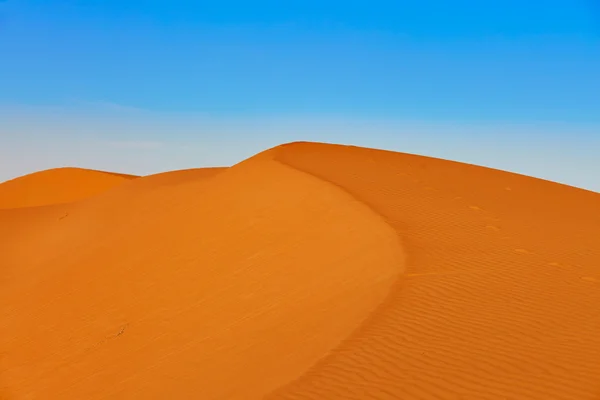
1,142 -> 599,399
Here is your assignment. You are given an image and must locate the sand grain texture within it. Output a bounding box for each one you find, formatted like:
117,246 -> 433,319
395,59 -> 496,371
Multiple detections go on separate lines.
1,142 -> 599,400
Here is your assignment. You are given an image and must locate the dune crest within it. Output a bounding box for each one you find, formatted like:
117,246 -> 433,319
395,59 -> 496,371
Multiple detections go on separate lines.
0,167 -> 137,209
0,155 -> 404,399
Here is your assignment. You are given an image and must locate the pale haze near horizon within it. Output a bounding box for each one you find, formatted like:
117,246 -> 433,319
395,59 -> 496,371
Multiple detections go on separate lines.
1,105 -> 599,193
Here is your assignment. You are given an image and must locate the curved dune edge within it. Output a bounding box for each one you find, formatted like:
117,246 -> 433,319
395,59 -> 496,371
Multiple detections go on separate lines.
266,142 -> 600,400
0,167 -> 138,209
0,155 -> 405,399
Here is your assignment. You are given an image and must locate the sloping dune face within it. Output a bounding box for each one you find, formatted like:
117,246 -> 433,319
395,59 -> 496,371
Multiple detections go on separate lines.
0,168 -> 227,282
0,157 -> 403,399
266,142 -> 600,400
0,167 -> 138,209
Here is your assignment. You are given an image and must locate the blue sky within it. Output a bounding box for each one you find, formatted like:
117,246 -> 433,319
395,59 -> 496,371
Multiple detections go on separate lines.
1,0 -> 599,191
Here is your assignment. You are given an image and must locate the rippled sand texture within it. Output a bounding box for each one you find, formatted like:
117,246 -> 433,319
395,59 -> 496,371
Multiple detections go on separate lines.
1,142 -> 599,400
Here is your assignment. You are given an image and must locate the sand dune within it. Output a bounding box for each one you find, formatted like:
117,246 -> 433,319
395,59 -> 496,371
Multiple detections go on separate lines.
0,168 -> 226,282
1,142 -> 599,399
0,167 -> 138,209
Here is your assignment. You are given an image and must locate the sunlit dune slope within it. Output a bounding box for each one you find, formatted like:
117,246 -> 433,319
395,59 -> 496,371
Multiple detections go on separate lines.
0,156 -> 403,399
0,167 -> 138,209
266,142 -> 600,400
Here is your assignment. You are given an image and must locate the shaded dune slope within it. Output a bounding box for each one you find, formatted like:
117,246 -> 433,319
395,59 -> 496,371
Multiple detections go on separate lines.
0,156 -> 403,399
0,167 -> 138,209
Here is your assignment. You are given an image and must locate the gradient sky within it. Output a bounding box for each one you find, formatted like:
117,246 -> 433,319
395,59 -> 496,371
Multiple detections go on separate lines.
1,0 -> 599,191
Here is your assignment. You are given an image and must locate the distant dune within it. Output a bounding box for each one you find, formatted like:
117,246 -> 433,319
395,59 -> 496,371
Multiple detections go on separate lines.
0,167 -> 138,209
1,142 -> 599,400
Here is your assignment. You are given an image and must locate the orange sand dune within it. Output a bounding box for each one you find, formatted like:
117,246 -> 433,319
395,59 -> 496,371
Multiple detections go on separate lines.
0,157 -> 401,399
0,167 -> 138,209
1,142 -> 599,400
0,168 -> 226,279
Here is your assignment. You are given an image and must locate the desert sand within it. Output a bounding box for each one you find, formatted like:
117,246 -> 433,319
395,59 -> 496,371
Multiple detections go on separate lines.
1,141 -> 599,400
0,167 -> 137,209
